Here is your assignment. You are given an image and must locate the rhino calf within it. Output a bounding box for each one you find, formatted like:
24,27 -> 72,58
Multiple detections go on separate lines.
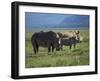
60,37 -> 77,50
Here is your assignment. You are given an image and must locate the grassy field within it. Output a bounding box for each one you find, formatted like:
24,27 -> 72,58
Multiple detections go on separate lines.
25,29 -> 89,68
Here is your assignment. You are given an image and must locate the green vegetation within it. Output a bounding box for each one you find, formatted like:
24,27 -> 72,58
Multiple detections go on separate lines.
25,29 -> 89,68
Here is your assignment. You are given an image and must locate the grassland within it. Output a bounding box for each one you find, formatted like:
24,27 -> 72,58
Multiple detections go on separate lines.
25,29 -> 89,68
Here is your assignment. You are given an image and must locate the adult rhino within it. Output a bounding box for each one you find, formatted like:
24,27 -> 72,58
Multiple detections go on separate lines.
57,30 -> 81,49
57,30 -> 80,43
31,31 -> 61,54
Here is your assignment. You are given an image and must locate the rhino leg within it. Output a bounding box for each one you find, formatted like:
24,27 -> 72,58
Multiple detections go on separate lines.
74,43 -> 76,48
48,47 -> 51,52
69,44 -> 72,49
33,46 -> 37,54
31,40 -> 37,54
52,46 -> 55,52
61,44 -> 63,50
36,45 -> 39,53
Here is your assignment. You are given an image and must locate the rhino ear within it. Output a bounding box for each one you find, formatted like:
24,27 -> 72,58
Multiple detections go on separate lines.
57,32 -> 63,38
77,30 -> 80,34
58,38 -> 61,44
75,30 -> 80,34
56,33 -> 60,38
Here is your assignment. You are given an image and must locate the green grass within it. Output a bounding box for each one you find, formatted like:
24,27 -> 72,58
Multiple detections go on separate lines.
25,29 -> 89,68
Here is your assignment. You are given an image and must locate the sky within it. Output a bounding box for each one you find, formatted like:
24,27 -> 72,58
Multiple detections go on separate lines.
25,12 -> 89,30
